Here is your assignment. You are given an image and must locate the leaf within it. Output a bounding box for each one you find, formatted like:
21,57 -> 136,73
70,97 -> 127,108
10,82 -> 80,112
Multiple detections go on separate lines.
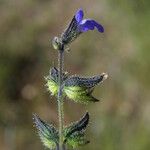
64,86 -> 99,104
63,112 -> 90,148
65,131 -> 90,148
45,68 -> 107,104
49,67 -> 59,82
64,112 -> 89,137
63,73 -> 107,104
33,114 -> 58,149
49,67 -> 68,83
65,73 -> 108,88
46,79 -> 58,96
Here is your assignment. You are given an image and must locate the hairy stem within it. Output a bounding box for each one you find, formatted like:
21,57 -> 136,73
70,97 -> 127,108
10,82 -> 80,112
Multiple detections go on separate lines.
56,143 -> 59,150
63,144 -> 66,150
57,45 -> 64,150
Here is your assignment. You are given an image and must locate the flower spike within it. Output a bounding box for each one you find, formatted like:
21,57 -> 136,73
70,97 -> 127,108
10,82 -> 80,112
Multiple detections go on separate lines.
34,7 -> 107,150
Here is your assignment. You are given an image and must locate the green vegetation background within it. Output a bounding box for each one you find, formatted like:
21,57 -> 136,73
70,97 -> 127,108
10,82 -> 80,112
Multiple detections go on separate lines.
0,0 -> 150,150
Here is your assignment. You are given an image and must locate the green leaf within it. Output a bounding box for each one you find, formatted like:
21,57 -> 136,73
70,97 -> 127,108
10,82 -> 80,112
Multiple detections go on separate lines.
64,86 -> 99,104
33,114 -> 58,149
65,73 -> 107,88
46,79 -> 58,96
63,112 -> 90,148
63,73 -> 107,104
45,67 -> 108,104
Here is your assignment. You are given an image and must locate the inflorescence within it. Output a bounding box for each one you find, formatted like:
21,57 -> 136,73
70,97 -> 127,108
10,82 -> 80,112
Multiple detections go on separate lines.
33,8 -> 107,150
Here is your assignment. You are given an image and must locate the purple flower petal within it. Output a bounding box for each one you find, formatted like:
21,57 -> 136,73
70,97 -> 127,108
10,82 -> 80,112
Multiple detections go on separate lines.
75,9 -> 84,23
92,20 -> 104,32
79,19 -> 104,33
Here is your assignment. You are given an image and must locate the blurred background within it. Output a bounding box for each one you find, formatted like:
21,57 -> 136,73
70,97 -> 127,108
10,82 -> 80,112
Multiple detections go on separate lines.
0,0 -> 150,150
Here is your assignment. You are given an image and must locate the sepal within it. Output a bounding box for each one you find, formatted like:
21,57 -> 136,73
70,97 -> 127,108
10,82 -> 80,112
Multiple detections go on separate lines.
61,16 -> 81,45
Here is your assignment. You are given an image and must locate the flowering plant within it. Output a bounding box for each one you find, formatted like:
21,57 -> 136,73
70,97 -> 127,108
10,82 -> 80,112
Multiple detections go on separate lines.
33,8 -> 107,150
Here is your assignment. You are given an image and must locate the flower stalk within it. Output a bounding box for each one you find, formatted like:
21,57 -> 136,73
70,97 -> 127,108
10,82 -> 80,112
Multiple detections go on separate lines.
57,44 -> 64,150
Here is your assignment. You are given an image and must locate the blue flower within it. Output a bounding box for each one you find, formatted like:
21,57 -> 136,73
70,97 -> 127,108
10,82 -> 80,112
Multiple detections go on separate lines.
60,8 -> 104,45
75,9 -> 104,33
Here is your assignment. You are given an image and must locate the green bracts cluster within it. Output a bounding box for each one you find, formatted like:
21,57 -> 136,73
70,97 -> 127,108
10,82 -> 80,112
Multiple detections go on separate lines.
46,67 -> 107,104
33,112 -> 89,149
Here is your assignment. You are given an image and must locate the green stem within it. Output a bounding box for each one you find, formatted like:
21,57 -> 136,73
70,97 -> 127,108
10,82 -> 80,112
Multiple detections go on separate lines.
56,143 -> 59,150
57,45 -> 64,150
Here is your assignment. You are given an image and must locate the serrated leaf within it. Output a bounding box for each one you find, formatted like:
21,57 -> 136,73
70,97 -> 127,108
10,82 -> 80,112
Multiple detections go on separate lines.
33,114 -> 58,149
63,112 -> 90,148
